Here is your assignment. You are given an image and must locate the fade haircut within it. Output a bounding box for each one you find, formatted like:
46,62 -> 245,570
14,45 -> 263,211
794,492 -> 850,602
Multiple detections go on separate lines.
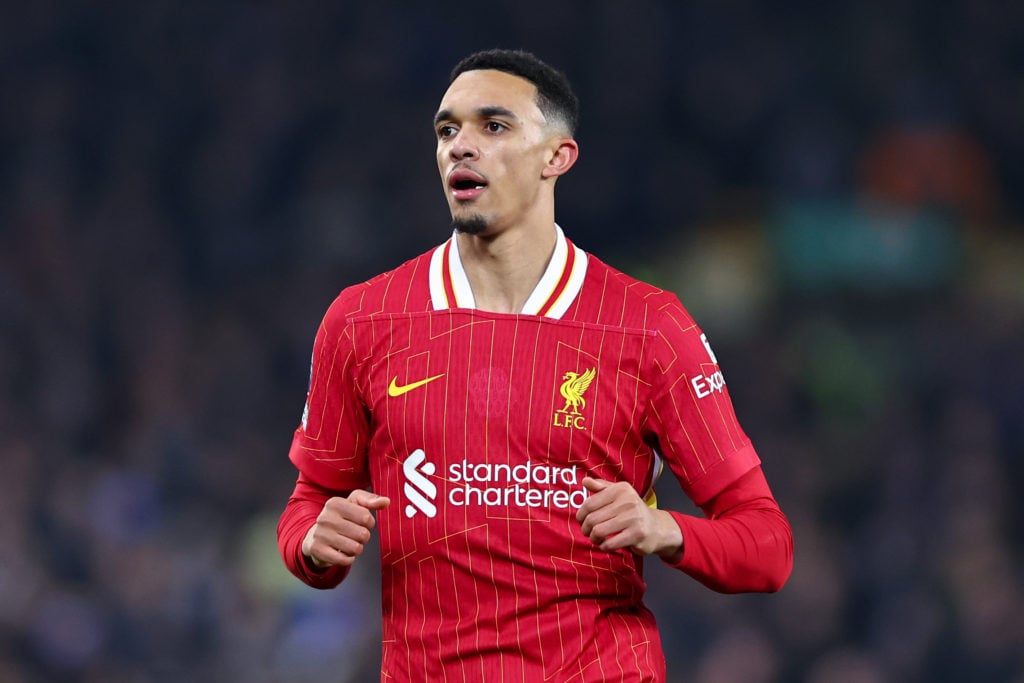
449,49 -> 579,136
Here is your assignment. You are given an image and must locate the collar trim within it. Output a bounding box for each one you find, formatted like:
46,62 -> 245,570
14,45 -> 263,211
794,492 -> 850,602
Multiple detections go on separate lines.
428,224 -> 587,319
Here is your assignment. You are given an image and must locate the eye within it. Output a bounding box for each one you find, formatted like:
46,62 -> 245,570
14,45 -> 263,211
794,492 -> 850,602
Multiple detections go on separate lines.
485,121 -> 507,134
437,124 -> 457,140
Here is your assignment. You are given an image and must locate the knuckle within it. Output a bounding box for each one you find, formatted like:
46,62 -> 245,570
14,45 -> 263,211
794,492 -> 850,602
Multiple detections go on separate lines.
322,498 -> 347,517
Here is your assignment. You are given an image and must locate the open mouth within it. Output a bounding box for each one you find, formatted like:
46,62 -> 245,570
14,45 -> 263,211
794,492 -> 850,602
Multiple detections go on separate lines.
453,178 -> 486,191
448,168 -> 488,200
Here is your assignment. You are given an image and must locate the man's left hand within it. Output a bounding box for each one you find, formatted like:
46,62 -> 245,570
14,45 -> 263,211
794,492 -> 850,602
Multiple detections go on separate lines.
576,477 -> 683,562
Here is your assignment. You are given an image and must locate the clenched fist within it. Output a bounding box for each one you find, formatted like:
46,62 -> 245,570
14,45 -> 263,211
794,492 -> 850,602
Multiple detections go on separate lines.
302,489 -> 390,569
576,477 -> 683,562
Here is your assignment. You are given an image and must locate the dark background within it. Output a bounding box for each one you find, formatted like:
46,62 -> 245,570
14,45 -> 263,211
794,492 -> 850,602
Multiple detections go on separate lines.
2,2 -> 1022,681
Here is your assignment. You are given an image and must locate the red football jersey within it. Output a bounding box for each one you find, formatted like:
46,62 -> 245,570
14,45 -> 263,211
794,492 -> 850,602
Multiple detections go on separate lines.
289,227 -> 760,682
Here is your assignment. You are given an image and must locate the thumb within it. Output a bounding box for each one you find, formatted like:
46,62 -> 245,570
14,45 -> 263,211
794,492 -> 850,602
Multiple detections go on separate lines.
349,489 -> 391,509
364,495 -> 391,510
582,476 -> 611,493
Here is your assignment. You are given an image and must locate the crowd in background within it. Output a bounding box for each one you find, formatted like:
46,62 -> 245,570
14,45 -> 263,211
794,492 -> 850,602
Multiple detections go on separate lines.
1,2 -> 1022,681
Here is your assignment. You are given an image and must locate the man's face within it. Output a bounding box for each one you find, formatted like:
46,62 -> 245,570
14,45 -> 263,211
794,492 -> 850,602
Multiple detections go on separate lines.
434,69 -> 558,235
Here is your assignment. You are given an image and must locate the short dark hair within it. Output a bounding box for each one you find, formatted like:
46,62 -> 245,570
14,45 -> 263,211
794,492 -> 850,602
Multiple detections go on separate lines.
450,49 -> 579,135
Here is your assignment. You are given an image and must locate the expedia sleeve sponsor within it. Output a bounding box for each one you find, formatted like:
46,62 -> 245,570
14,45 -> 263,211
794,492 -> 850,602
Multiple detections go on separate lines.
691,369 -> 726,399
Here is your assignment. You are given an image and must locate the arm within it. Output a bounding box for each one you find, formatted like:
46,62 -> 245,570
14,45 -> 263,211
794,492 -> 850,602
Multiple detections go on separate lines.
278,295 -> 380,588
277,473 -> 390,589
664,465 -> 792,593
278,473 -> 348,588
618,299 -> 793,593
577,465 -> 792,594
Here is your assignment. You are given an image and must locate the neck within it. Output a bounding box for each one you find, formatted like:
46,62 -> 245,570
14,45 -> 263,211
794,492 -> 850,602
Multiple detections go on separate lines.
456,221 -> 558,314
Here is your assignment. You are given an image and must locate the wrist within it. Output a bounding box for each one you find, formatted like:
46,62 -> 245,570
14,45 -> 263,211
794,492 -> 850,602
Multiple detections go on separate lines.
306,552 -> 330,569
301,525 -> 330,569
653,510 -> 684,563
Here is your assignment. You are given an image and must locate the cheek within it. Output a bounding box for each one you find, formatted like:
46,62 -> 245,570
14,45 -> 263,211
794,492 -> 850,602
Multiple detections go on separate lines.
505,158 -> 546,191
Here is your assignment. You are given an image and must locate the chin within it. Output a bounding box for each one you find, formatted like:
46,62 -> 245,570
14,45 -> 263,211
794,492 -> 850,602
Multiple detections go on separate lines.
452,214 -> 490,236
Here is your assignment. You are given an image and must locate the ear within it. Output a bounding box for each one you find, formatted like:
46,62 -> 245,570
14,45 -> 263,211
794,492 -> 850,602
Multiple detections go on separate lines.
541,138 -> 579,179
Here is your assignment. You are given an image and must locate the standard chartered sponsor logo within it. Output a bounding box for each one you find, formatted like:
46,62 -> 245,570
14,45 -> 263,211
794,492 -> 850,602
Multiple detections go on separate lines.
401,451 -> 589,514
403,449 -> 438,518
449,459 -> 588,509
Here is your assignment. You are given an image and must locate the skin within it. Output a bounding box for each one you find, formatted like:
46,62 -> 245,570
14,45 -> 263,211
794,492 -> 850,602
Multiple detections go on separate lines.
302,68 -> 683,570
578,478 -> 683,562
303,490 -> 390,569
433,69 -> 577,313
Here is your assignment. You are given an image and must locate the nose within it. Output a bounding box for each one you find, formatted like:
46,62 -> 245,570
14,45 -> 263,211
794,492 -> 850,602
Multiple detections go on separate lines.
449,129 -> 478,160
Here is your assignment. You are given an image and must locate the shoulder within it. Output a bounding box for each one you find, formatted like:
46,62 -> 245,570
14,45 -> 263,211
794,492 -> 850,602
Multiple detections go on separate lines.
578,253 -> 696,332
581,256 -> 725,392
321,249 -> 435,329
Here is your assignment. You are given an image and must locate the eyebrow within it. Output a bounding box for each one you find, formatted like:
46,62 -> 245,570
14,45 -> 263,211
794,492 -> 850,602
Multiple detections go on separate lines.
433,105 -> 519,126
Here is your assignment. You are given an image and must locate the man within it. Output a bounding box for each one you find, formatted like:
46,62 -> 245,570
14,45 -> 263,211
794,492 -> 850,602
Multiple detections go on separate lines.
278,49 -> 792,681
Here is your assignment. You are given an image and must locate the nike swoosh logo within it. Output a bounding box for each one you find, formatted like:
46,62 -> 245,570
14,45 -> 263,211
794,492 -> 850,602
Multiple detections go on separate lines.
388,373 -> 445,397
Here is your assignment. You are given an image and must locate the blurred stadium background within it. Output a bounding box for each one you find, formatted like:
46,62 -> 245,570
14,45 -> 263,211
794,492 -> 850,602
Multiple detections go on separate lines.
1,2 -> 1022,681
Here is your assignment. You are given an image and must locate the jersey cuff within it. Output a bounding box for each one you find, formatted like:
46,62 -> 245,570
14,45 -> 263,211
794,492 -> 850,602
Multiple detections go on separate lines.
683,443 -> 760,506
295,544 -> 351,588
660,510 -> 698,570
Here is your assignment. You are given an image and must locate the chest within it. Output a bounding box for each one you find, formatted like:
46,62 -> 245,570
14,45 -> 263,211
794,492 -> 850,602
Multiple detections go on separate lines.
351,311 -> 655,483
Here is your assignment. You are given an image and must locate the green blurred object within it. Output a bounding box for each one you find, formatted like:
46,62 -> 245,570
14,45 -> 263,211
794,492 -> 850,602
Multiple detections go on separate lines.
771,199 -> 963,295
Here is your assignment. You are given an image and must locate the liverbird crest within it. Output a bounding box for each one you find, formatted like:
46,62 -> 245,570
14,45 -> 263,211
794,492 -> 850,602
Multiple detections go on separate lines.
558,368 -> 596,415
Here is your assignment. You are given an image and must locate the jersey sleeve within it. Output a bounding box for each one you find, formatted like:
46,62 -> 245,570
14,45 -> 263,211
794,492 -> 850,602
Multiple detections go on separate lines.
277,473 -> 352,589
664,466 -> 793,593
287,296 -> 372,492
643,298 -> 760,506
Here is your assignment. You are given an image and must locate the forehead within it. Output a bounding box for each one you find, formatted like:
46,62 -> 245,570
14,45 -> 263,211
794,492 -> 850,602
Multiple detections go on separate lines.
437,69 -> 543,121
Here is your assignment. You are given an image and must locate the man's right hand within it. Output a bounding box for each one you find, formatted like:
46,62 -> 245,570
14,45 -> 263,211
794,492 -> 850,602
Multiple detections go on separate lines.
301,490 -> 390,569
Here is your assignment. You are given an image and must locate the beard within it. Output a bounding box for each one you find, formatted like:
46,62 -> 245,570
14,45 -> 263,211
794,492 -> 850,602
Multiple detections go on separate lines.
452,214 -> 489,236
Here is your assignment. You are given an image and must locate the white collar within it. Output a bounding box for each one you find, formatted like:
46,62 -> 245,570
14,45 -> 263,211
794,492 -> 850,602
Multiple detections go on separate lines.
428,224 -> 588,319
